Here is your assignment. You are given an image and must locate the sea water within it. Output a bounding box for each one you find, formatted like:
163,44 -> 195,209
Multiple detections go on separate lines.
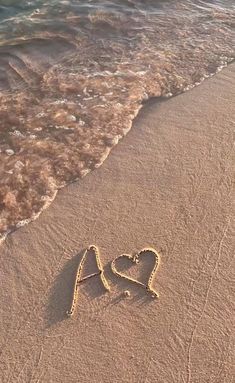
0,0 -> 234,239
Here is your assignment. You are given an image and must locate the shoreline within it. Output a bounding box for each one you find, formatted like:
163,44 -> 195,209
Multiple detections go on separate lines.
1,58 -> 233,245
0,64 -> 234,382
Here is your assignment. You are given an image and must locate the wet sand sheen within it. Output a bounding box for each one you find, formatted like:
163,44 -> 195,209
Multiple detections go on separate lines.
0,0 -> 234,238
0,64 -> 234,382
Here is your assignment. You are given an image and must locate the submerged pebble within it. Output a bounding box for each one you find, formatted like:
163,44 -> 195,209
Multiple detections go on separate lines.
5,149 -> 15,156
66,114 -> 77,122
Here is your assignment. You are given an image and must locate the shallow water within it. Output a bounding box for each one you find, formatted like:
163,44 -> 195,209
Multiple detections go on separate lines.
0,0 -> 234,239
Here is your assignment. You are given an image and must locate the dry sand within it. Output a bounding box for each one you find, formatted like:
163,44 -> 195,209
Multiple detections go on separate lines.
0,64 -> 234,383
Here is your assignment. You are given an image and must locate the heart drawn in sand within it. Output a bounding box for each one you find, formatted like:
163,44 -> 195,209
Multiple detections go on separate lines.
111,248 -> 160,298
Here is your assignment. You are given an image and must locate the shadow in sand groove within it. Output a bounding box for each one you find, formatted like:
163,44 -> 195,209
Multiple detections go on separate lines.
45,248 -> 110,327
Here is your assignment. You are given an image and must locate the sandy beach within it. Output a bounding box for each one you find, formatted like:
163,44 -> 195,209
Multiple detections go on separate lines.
0,64 -> 234,383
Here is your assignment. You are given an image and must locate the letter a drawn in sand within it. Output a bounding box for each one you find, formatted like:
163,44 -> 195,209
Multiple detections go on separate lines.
66,245 -> 110,317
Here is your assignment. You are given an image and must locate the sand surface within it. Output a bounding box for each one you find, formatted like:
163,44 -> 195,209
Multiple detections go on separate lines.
0,65 -> 234,383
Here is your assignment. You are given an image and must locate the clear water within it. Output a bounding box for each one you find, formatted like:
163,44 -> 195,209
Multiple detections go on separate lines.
0,0 -> 234,239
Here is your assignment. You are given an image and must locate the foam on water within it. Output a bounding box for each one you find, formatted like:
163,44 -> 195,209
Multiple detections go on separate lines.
0,0 -> 234,240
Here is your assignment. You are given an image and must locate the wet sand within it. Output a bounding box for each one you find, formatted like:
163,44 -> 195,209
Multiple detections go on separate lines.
0,64 -> 234,383
1,0 -> 234,238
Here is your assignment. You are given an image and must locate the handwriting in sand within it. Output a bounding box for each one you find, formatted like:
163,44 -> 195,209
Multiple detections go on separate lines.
66,245 -> 160,317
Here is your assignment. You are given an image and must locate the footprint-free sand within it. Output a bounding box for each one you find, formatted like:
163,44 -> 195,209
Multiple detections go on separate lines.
0,65 -> 234,383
